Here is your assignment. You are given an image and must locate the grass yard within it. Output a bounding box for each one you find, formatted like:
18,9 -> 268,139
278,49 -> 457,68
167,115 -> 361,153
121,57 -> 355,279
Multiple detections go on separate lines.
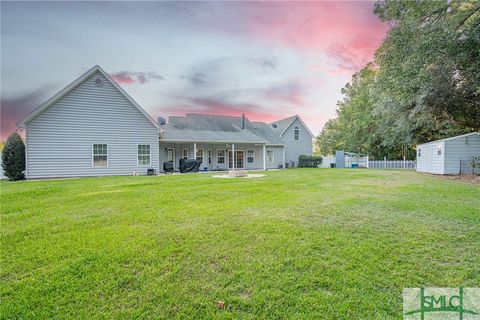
1,169 -> 479,319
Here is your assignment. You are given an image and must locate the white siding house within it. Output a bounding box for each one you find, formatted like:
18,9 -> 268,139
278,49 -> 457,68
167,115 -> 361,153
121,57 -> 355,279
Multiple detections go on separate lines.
416,132 -> 480,175
17,66 -> 159,179
16,65 -> 314,178
269,116 -> 314,167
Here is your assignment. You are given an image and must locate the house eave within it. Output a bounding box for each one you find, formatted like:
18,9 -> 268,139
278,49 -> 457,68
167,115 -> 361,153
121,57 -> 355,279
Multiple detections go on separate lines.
159,138 -> 276,144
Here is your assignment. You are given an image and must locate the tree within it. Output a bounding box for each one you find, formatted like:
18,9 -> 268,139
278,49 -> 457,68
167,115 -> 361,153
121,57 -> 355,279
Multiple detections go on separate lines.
1,133 -> 26,181
316,1 -> 479,159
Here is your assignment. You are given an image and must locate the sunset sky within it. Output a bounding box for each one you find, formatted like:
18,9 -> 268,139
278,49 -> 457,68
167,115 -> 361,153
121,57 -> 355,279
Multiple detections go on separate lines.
1,1 -> 388,140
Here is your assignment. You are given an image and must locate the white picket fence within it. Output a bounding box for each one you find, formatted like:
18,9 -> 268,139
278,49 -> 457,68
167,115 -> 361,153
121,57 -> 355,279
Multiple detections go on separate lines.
368,160 -> 416,170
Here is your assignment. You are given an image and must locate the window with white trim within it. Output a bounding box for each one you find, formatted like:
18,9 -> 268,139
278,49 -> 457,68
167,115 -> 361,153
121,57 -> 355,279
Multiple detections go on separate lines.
437,145 -> 442,156
182,148 -> 188,160
167,148 -> 174,162
247,149 -> 255,164
217,149 -> 225,164
267,149 -> 274,163
294,126 -> 299,140
196,149 -> 204,163
93,144 -> 108,167
137,144 -> 151,166
208,149 -> 212,164
417,148 -> 421,157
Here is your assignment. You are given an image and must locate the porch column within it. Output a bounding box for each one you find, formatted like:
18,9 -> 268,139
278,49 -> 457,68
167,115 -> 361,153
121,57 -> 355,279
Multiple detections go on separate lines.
283,146 -> 286,169
194,142 -> 197,160
232,143 -> 235,171
263,144 -> 266,171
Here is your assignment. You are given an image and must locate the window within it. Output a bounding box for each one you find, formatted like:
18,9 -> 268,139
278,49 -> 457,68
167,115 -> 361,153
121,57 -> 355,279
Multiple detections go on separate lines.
417,148 -> 421,157
137,144 -> 151,166
93,144 -> 108,167
182,148 -> 188,160
196,149 -> 203,163
437,145 -> 442,156
247,149 -> 255,164
267,149 -> 274,163
167,148 -> 174,162
208,149 -> 212,164
294,126 -> 299,140
217,149 -> 225,164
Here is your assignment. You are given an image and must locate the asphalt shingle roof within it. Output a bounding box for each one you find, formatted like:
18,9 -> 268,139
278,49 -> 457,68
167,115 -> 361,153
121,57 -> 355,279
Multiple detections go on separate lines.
269,115 -> 298,136
159,114 -> 285,145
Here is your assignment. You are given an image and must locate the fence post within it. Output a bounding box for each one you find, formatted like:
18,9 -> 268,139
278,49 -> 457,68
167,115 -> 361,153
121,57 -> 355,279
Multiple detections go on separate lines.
366,155 -> 369,168
403,156 -> 406,170
384,156 -> 387,169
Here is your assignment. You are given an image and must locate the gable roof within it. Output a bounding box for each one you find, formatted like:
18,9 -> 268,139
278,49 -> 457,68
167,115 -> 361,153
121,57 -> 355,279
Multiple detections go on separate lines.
417,132 -> 480,146
160,113 -> 284,145
269,115 -> 314,138
17,65 -> 158,129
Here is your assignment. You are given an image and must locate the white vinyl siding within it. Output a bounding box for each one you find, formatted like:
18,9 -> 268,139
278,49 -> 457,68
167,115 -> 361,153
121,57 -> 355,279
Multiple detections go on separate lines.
417,134 -> 480,174
137,144 -> 151,166
25,71 -> 159,178
444,134 -> 480,174
280,118 -> 312,167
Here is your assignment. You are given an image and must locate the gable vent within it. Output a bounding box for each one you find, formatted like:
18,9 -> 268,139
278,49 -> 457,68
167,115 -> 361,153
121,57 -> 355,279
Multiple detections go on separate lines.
94,78 -> 104,87
272,123 -> 278,128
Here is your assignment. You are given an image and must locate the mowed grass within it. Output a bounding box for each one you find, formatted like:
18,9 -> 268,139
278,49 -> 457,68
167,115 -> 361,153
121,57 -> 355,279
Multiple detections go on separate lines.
1,169 -> 479,319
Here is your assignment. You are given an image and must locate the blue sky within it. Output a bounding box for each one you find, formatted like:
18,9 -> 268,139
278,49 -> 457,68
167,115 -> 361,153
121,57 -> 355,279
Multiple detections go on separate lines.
1,1 -> 388,139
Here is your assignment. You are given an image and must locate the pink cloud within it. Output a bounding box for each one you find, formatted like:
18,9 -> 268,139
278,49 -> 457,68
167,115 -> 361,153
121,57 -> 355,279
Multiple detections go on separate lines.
110,71 -> 164,85
218,2 -> 388,73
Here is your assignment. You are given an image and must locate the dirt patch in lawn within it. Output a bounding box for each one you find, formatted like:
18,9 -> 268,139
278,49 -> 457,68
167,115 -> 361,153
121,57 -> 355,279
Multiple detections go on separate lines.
440,174 -> 480,185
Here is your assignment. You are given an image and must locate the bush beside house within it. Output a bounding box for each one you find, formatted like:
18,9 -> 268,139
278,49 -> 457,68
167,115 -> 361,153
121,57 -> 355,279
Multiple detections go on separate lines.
1,133 -> 26,181
298,155 -> 322,168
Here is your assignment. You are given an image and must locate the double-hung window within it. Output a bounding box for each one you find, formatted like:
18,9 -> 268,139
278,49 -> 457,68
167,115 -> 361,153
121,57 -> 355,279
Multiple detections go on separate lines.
182,148 -> 188,160
294,126 -> 299,140
247,149 -> 255,164
217,149 -> 225,164
267,150 -> 274,163
208,149 -> 212,164
196,149 -> 204,163
417,148 -> 421,157
138,144 -> 151,166
93,144 -> 108,167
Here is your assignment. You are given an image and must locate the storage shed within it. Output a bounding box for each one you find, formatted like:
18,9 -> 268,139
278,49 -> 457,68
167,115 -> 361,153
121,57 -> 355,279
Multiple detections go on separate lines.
416,132 -> 480,175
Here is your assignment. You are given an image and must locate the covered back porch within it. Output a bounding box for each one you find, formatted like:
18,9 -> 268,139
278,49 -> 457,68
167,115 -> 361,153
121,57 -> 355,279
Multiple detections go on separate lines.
159,141 -> 285,172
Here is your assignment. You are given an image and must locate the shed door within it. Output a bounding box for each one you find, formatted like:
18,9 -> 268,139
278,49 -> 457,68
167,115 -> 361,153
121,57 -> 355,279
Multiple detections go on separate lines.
425,145 -> 433,172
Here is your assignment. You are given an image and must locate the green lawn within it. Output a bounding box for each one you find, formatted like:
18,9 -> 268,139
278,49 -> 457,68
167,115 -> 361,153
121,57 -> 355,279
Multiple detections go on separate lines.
1,169 -> 479,319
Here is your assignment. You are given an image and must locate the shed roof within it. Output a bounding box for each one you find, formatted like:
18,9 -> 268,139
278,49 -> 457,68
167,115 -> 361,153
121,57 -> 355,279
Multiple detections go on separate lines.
417,132 -> 480,147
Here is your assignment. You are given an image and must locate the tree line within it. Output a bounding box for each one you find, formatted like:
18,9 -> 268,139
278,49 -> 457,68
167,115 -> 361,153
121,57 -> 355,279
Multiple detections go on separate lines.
316,0 -> 480,159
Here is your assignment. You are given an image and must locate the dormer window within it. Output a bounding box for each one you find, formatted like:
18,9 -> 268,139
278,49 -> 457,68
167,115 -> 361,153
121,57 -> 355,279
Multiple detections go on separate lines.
294,126 -> 299,140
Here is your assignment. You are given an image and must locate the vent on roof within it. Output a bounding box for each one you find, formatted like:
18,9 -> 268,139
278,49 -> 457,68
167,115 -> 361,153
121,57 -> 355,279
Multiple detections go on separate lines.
157,117 -> 166,125
94,78 -> 104,87
272,123 -> 278,128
